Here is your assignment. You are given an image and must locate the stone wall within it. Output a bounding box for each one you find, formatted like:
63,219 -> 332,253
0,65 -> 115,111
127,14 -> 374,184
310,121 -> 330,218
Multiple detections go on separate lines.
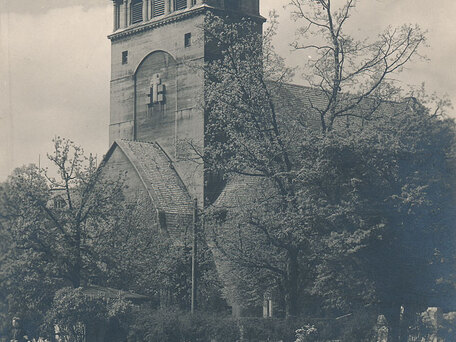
108,2 -> 262,204
109,11 -> 206,203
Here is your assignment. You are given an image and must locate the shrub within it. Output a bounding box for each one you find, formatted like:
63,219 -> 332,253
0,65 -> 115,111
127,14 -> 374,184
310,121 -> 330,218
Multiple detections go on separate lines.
45,287 -> 135,342
239,318 -> 297,342
295,324 -> 318,342
45,288 -> 109,342
131,308 -> 377,342
131,307 -> 240,342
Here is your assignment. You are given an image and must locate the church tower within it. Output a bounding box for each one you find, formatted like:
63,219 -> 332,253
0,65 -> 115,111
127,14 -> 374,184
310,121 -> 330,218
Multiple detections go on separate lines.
108,0 -> 263,205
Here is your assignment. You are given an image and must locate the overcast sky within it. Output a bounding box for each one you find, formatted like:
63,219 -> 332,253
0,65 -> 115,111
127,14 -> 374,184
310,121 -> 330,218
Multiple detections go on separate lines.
1,0 -> 455,180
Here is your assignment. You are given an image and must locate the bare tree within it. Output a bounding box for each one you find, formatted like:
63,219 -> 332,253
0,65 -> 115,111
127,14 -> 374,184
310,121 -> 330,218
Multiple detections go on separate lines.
289,0 -> 427,132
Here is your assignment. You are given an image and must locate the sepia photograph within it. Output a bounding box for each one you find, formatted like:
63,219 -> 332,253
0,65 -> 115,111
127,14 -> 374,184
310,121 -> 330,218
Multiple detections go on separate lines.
1,0 -> 455,341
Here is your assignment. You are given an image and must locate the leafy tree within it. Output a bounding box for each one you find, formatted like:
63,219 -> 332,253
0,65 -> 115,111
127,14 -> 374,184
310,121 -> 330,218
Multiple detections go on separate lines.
46,287 -> 110,342
0,138 -> 126,289
0,137 -> 132,334
201,3 -> 455,337
0,137 -> 226,336
287,1 -> 456,339
0,194 -> 12,337
294,110 -> 456,341
202,13 -> 307,317
45,287 -> 138,342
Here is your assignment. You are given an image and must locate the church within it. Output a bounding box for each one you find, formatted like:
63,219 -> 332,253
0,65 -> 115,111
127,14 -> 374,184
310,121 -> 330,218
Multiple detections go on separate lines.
99,0 -> 394,318
99,0 -> 410,318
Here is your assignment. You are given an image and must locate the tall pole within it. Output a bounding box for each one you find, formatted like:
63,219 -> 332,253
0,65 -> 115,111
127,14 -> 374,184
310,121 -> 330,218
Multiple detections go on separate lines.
191,198 -> 198,314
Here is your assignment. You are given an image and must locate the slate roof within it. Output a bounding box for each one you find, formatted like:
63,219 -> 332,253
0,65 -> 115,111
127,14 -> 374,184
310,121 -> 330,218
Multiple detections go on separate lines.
272,82 -> 327,113
214,175 -> 265,209
269,81 -> 411,128
214,82 -> 414,207
109,140 -> 193,216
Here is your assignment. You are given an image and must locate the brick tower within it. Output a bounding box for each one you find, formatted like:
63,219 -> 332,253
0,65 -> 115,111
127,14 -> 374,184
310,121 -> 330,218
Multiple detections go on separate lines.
108,0 -> 263,205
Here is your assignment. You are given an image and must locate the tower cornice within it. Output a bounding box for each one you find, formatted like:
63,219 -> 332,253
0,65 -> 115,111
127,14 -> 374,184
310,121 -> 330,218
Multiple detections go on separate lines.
108,4 -> 265,42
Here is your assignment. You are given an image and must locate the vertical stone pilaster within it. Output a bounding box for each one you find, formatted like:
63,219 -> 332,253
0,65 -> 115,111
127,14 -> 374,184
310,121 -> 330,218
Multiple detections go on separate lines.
147,0 -> 152,19
143,0 -> 149,21
119,1 -> 126,28
126,0 -> 131,26
165,0 -> 171,14
187,0 -> 193,8
113,3 -> 118,30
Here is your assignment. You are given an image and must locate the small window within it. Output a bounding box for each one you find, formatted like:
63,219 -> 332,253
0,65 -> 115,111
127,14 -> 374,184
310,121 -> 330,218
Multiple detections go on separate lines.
53,197 -> 66,209
122,51 -> 128,65
184,33 -> 192,48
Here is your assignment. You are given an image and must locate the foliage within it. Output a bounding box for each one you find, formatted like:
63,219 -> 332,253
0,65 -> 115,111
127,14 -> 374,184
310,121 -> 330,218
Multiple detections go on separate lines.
0,137 -> 227,337
44,287 -> 137,342
131,307 -> 240,342
203,12 -> 311,318
0,137 -> 126,289
202,4 -> 456,339
239,317 -> 299,342
0,137 -> 131,335
295,325 -> 317,342
45,287 -> 109,342
130,308 -> 376,342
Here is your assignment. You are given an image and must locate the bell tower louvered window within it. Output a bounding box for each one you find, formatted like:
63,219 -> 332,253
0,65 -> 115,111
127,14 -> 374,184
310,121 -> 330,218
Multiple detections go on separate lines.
174,0 -> 187,11
152,0 -> 165,17
131,0 -> 143,24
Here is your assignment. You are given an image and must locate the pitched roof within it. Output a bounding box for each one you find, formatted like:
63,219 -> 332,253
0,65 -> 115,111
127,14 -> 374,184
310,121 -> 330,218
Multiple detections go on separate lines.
214,82 -> 414,207
273,82 -> 328,113
214,174 -> 265,209
107,140 -> 193,216
269,82 -> 412,128
82,285 -> 150,303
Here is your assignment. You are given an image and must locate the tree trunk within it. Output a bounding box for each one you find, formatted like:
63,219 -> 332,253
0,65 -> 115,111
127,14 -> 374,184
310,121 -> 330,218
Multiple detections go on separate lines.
383,304 -> 401,342
285,248 -> 299,318
73,228 -> 82,288
71,266 -> 82,288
